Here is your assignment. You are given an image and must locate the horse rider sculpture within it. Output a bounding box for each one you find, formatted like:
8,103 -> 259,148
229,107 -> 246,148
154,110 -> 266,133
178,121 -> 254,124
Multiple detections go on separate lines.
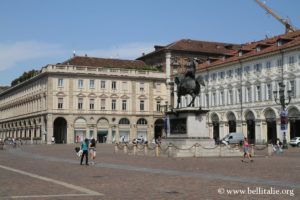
175,59 -> 205,108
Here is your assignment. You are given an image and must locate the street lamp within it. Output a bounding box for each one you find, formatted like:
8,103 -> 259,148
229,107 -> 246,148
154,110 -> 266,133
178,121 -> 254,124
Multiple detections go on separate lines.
273,82 -> 292,149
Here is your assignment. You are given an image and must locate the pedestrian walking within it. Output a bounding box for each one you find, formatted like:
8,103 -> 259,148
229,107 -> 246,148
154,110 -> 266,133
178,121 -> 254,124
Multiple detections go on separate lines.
89,137 -> 96,165
241,137 -> 253,162
80,138 -> 89,165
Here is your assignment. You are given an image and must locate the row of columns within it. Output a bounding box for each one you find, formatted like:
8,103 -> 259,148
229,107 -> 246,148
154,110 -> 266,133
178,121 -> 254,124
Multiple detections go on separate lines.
0,126 -> 42,141
208,120 -> 291,143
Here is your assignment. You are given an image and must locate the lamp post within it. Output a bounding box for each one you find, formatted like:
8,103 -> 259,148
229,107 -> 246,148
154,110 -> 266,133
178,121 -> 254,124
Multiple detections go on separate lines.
273,82 -> 292,149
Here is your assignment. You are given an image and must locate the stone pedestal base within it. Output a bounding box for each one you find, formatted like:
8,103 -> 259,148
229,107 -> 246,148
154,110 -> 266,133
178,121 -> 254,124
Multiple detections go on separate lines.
162,108 -> 241,157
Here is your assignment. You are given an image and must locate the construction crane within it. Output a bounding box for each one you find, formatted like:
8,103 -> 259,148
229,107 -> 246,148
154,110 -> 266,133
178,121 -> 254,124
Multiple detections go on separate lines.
254,0 -> 296,33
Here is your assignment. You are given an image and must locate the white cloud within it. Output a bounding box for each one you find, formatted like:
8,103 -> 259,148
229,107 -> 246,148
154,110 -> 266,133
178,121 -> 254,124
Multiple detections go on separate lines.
0,41 -> 65,71
76,43 -> 154,59
0,41 -> 155,72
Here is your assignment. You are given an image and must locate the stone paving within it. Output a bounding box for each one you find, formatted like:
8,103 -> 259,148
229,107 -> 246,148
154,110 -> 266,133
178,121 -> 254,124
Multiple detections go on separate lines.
0,143 -> 299,200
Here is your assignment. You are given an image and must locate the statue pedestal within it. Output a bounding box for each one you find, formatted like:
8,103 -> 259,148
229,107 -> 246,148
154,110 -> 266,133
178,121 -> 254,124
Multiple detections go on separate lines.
162,108 -> 241,157
166,107 -> 209,138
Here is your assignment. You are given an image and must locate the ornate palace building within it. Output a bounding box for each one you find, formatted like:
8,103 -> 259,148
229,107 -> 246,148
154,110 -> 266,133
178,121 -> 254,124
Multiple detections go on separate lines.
0,56 -> 167,144
139,31 -> 300,144
184,31 -> 300,144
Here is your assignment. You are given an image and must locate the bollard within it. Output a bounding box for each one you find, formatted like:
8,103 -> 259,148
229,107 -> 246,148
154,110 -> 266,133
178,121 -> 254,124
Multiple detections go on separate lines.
267,144 -> 273,156
144,144 -> 148,156
168,145 -> 172,157
114,144 -> 118,154
124,145 -> 128,154
155,144 -> 160,157
133,144 -> 137,156
251,144 -> 255,157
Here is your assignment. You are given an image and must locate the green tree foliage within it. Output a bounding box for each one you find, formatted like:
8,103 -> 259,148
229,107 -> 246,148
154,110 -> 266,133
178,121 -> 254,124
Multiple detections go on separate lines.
11,69 -> 40,86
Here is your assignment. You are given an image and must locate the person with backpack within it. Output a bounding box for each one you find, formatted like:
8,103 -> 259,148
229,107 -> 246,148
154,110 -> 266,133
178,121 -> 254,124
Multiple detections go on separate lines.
80,138 -> 89,165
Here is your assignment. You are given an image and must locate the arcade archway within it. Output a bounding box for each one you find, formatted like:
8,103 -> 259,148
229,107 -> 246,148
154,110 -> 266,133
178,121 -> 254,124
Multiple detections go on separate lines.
227,112 -> 236,133
265,108 -> 277,144
154,119 -> 164,139
211,113 -> 220,140
53,117 -> 67,144
245,111 -> 255,144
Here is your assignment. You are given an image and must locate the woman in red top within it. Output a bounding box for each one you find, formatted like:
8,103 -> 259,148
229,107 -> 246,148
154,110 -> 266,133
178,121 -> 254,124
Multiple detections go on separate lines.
241,137 -> 253,162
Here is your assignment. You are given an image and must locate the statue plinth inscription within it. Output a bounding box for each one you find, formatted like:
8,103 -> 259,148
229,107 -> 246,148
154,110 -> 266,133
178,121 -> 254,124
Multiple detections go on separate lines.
169,118 -> 186,135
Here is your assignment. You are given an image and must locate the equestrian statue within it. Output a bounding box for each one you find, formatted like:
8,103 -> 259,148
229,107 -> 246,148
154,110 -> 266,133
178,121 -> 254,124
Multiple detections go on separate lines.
175,59 -> 205,108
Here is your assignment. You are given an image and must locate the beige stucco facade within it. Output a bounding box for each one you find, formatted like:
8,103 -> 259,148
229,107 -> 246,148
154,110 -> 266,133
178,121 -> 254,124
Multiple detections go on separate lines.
0,62 -> 167,144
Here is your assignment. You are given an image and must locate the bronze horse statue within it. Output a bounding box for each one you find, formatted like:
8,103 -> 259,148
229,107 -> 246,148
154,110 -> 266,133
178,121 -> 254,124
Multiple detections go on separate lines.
175,59 -> 205,108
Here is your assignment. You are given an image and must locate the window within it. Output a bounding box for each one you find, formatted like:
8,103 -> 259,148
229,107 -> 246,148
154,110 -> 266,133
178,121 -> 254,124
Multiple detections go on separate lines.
289,56 -> 295,66
140,100 -> 144,111
78,80 -> 83,89
122,81 -> 128,91
58,98 -> 63,109
89,80 -> 95,89
204,75 -> 209,82
212,92 -> 216,106
112,99 -> 116,110
227,70 -> 233,78
140,82 -> 145,92
277,58 -> 283,67
235,68 -> 242,76
247,87 -> 252,102
266,61 -> 271,70
155,83 -> 161,92
244,66 -> 250,74
112,81 -> 116,90
101,99 -> 105,110
122,100 -> 127,111
212,73 -> 217,81
237,88 -> 242,103
119,118 -> 130,124
89,99 -> 95,110
254,63 -> 262,72
58,79 -> 64,87
78,98 -> 83,110
101,80 -> 106,89
290,80 -> 296,97
266,84 -> 272,100
256,85 -> 261,101
228,90 -> 233,105
206,94 -> 209,107
137,118 -> 147,125
219,71 -> 225,79
220,91 -> 224,105
156,101 -> 161,112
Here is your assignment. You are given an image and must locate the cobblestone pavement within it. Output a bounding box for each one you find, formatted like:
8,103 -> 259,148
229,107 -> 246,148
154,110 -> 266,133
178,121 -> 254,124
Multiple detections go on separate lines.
0,144 -> 299,200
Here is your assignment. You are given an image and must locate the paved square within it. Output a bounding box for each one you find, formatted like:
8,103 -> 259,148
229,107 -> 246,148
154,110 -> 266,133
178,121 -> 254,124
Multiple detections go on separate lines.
0,144 -> 299,199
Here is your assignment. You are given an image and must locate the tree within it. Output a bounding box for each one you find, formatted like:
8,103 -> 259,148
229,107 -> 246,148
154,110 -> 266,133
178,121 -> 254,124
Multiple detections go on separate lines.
11,69 -> 40,86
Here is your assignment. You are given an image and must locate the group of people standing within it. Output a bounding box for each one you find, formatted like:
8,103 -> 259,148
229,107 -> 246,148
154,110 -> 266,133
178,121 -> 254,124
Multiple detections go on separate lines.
80,137 -> 96,166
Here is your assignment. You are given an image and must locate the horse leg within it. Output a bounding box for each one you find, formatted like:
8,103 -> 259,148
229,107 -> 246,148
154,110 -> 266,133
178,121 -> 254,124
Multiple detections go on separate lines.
177,95 -> 181,109
188,94 -> 196,107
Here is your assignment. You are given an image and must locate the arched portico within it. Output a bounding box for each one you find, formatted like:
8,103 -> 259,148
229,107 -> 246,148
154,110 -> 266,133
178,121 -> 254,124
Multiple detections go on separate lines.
227,111 -> 236,133
53,117 -> 67,144
211,113 -> 220,140
154,118 -> 164,139
288,107 -> 300,139
245,111 -> 255,144
264,108 -> 277,144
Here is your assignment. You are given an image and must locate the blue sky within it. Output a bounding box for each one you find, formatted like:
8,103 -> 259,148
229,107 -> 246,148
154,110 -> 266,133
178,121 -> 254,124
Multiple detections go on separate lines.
1,0 -> 300,85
